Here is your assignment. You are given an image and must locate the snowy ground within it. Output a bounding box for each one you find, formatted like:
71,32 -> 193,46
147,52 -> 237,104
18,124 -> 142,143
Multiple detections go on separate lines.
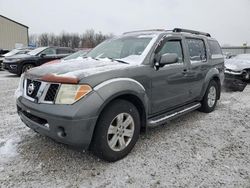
0,70 -> 250,188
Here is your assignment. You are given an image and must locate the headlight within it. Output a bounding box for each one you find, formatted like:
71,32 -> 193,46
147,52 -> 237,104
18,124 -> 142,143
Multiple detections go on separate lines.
55,84 -> 92,104
14,73 -> 25,99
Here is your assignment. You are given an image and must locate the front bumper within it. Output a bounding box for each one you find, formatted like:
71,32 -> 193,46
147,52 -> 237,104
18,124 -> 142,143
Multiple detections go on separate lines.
223,73 -> 247,91
2,62 -> 19,74
16,92 -> 103,149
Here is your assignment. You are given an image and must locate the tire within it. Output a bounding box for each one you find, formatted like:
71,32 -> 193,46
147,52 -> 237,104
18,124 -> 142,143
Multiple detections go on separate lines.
199,80 -> 219,113
90,99 -> 140,162
21,64 -> 35,74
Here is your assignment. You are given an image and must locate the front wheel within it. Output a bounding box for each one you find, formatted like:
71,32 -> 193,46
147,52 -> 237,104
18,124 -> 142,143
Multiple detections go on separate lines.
90,99 -> 140,162
199,80 -> 219,113
21,64 -> 35,74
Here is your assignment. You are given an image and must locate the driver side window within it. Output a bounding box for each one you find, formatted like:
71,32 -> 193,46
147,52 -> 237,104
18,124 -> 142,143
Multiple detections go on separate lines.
42,48 -> 56,55
158,40 -> 183,63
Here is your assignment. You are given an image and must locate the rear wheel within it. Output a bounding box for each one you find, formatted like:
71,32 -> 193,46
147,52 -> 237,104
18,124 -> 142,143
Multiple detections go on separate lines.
199,80 -> 219,113
90,99 -> 140,162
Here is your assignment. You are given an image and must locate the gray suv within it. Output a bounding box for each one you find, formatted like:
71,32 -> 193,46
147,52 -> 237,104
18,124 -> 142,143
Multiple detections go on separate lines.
16,28 -> 224,161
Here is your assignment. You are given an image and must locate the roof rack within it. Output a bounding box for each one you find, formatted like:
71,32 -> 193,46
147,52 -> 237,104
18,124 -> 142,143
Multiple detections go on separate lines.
123,29 -> 165,35
173,28 -> 211,37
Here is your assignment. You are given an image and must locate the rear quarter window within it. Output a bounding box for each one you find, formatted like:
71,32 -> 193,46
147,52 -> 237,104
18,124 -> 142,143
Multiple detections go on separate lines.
186,38 -> 207,63
57,49 -> 72,54
208,40 -> 223,59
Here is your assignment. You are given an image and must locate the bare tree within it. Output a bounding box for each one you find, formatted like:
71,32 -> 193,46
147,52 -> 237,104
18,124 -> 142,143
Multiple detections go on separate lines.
39,33 -> 49,46
71,34 -> 80,48
31,29 -> 113,48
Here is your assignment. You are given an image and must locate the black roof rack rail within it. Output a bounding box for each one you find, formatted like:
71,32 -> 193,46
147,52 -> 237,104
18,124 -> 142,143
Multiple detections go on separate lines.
173,28 -> 211,37
123,29 -> 165,35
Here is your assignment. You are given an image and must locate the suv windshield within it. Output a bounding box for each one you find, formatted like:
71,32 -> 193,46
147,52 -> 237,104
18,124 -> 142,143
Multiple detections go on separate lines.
86,34 -> 158,64
63,50 -> 88,61
28,47 -> 48,56
4,49 -> 20,57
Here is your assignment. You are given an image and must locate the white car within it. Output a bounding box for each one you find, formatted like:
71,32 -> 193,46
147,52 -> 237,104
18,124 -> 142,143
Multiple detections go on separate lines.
224,54 -> 250,91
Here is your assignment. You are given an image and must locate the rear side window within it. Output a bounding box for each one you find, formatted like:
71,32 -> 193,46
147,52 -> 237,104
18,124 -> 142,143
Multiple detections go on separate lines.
186,38 -> 207,62
57,48 -> 72,54
158,40 -> 183,63
208,40 -> 223,59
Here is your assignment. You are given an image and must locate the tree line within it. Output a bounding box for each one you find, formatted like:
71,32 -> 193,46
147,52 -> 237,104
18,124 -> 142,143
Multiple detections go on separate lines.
29,29 -> 114,49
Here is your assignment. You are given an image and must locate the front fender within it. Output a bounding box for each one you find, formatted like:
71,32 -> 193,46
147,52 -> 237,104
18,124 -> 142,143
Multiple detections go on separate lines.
93,78 -> 149,117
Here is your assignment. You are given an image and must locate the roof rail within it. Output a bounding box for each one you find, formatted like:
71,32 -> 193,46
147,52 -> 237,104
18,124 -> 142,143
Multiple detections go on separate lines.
173,28 -> 211,37
123,29 -> 165,35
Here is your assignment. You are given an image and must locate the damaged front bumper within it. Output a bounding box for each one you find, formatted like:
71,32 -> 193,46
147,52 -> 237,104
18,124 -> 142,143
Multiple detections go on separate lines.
223,71 -> 248,92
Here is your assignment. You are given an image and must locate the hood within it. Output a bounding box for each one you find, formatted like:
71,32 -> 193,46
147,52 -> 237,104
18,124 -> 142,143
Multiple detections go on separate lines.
225,58 -> 250,71
26,58 -> 133,83
5,53 -> 33,60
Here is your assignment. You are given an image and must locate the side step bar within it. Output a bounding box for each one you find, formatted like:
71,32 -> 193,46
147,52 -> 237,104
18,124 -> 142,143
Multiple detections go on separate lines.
148,103 -> 201,126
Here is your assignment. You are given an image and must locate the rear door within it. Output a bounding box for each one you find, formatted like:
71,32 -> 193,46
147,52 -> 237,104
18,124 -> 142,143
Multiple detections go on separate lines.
184,38 -> 208,100
150,36 -> 191,114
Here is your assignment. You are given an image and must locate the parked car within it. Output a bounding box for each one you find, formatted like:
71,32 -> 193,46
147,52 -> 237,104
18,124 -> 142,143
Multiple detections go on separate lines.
0,48 -> 32,70
224,54 -> 250,91
3,47 -> 74,76
44,49 -> 91,65
16,28 -> 224,162
0,49 -> 10,56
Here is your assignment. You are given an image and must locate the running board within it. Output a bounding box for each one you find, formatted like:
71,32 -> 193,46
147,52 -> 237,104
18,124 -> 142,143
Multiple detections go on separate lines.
148,103 -> 201,126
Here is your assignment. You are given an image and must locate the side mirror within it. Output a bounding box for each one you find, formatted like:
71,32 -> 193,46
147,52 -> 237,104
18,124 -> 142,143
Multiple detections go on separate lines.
154,53 -> 178,70
40,53 -> 46,58
160,53 -> 178,65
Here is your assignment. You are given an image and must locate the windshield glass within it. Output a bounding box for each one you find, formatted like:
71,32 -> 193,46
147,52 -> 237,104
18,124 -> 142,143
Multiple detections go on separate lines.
63,50 -> 88,61
86,34 -> 158,64
28,47 -> 47,56
3,49 -> 20,57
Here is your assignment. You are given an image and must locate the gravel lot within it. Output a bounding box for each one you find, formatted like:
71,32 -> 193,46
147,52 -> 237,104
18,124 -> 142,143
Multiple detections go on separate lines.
0,70 -> 250,188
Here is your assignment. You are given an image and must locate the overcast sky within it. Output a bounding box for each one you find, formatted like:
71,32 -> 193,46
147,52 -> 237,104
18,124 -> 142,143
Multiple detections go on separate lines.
1,0 -> 250,46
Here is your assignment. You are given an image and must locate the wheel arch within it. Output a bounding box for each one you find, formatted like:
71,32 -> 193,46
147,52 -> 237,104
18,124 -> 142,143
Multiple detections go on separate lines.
92,78 -> 149,136
200,68 -> 221,100
18,61 -> 36,75
96,91 -> 148,132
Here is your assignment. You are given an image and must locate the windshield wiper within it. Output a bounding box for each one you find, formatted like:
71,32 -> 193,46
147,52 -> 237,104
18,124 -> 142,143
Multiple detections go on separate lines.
106,57 -> 129,64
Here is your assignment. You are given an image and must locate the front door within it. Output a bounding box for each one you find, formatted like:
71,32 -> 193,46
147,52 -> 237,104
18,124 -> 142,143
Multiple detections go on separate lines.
150,38 -> 191,114
38,48 -> 57,65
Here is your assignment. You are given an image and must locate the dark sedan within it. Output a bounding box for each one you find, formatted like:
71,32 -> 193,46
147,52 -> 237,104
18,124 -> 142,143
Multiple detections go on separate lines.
3,47 -> 74,76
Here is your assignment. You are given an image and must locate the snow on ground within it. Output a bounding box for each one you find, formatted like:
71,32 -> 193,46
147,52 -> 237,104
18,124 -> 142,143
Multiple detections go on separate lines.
0,70 -> 249,188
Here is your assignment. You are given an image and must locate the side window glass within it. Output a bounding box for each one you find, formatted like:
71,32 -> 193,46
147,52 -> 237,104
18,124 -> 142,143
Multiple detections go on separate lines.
208,40 -> 223,59
187,39 -> 207,63
57,49 -> 71,54
158,40 -> 183,63
42,48 -> 56,55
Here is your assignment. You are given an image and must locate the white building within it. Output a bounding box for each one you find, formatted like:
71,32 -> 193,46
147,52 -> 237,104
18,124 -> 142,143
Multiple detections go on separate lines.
0,15 -> 29,50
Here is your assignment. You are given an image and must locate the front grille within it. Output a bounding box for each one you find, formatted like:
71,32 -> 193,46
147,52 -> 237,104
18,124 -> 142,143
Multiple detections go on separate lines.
44,84 -> 59,102
26,79 -> 41,98
23,78 -> 60,103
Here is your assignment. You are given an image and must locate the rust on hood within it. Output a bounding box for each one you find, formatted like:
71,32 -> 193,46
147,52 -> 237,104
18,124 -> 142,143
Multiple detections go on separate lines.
41,74 -> 79,84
